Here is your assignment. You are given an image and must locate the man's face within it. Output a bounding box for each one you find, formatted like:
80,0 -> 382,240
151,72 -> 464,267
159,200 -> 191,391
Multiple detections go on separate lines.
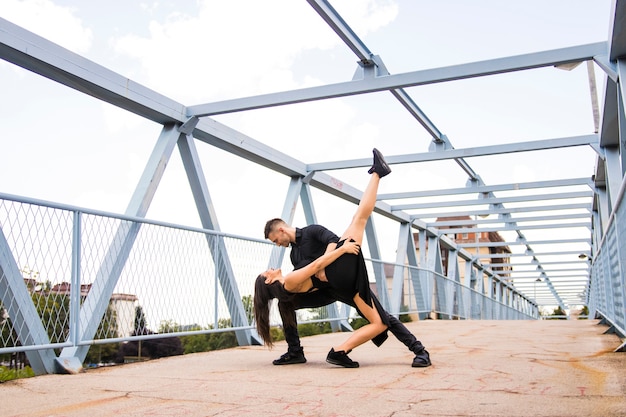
268,228 -> 291,247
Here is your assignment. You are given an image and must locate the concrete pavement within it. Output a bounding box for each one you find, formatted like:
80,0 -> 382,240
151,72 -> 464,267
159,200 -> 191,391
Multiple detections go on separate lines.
2,319 -> 625,417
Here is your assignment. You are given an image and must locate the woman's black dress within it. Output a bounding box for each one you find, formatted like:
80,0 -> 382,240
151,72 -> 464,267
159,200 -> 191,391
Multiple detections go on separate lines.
316,239 -> 391,334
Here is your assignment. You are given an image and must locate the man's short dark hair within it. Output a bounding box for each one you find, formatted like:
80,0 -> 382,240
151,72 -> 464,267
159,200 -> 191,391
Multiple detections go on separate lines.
264,218 -> 286,239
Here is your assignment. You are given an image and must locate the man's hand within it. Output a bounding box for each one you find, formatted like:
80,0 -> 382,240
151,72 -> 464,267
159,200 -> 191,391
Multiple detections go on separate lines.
341,239 -> 361,255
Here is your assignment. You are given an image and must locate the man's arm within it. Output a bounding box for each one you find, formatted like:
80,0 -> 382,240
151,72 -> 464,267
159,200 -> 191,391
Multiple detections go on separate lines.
268,241 -> 360,292
310,225 -> 340,281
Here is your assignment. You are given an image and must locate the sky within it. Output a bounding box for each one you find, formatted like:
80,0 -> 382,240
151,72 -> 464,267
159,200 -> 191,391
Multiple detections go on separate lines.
0,0 -> 613,306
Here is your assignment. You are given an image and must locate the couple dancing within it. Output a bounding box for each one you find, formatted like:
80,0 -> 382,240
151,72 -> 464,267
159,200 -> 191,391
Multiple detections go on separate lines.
254,149 -> 431,368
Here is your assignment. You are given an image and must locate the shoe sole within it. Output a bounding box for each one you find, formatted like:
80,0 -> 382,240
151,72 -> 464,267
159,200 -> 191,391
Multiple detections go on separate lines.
273,359 -> 307,365
326,358 -> 359,368
411,362 -> 431,368
372,148 -> 391,177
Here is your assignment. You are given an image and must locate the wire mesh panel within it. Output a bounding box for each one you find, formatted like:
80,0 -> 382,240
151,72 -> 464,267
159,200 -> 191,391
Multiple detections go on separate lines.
616,190 -> 626,332
0,196 -> 276,354
0,199 -> 74,350
80,217 -> 274,338
589,178 -> 626,336
1,193 -> 537,362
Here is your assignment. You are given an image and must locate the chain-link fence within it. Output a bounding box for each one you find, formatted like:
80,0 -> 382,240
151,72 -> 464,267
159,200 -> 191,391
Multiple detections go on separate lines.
0,195 -> 281,353
1,193 -> 536,373
588,176 -> 626,340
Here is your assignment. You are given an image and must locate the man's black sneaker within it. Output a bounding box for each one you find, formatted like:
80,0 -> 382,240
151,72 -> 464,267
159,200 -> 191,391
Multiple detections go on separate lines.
412,349 -> 432,368
368,148 -> 391,178
272,351 -> 307,365
326,348 -> 359,368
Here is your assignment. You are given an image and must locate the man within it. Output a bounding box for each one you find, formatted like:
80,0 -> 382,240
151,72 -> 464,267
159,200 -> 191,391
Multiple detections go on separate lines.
264,218 -> 431,368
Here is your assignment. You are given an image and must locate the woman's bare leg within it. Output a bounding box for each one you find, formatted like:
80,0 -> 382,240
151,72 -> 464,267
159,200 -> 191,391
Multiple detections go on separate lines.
339,172 -> 381,245
333,293 -> 387,352
340,149 -> 390,244
330,149 -> 390,355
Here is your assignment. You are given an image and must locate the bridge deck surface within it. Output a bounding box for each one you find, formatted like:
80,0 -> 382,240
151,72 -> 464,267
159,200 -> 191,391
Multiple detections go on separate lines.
3,319 -> 626,417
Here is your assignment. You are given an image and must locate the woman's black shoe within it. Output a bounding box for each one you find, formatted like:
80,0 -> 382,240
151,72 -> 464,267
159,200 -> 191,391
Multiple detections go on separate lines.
368,148 -> 391,177
273,351 -> 307,365
326,348 -> 359,368
411,348 -> 432,368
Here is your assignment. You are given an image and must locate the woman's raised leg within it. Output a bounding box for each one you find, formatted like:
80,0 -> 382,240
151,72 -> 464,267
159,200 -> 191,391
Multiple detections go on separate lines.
340,149 -> 391,244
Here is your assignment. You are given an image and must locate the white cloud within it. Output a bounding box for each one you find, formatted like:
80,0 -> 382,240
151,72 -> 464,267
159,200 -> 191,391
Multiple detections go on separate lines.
110,0 -> 398,103
0,0 -> 92,53
101,102 -> 145,133
332,0 -> 398,35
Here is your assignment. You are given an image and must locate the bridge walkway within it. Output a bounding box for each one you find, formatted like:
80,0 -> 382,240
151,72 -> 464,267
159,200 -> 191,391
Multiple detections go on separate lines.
3,319 -> 625,417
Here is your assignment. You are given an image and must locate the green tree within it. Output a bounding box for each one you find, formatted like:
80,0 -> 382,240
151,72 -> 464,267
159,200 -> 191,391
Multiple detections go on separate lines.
579,305 -> 590,319
242,294 -> 254,325
547,306 -> 567,320
178,319 -> 238,354
180,326 -> 211,354
134,305 -> 149,335
32,292 -> 70,345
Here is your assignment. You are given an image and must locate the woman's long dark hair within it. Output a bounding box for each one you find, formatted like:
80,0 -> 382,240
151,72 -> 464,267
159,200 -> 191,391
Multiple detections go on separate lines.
253,274 -> 296,348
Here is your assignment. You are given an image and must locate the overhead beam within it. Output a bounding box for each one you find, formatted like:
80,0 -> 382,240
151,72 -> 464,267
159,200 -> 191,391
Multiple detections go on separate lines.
438,222 -> 591,234
478,251 -> 591,258
489,260 -> 591,267
309,136 -> 598,172
186,43 -> 607,117
411,202 -> 591,219
458,238 -> 591,247
380,177 -> 593,200
428,212 -> 591,227
306,0 -> 373,63
508,275 -> 590,280
0,17 -> 184,125
0,17 -> 314,178
393,191 -> 593,211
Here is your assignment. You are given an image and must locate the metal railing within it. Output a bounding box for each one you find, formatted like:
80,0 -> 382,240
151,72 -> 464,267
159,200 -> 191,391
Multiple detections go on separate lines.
587,175 -> 626,342
1,192 -> 535,373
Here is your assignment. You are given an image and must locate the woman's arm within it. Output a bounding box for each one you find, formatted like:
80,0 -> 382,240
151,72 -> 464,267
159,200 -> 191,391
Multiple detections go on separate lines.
314,242 -> 337,281
283,240 -> 360,292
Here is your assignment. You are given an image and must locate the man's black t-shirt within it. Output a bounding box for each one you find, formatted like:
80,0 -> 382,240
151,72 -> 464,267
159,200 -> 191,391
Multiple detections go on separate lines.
290,224 -> 339,269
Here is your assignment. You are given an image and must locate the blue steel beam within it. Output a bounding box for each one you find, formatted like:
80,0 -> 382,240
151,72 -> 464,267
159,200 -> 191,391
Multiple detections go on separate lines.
458,238 -> 591,247
177,134 -> 258,345
412,203 -> 592,220
186,43 -> 607,117
439,222 -> 591,235
380,178 -> 593,200
0,227 -> 58,374
429,213 -> 592,227
392,191 -> 593,211
308,136 -> 598,172
58,125 -> 182,368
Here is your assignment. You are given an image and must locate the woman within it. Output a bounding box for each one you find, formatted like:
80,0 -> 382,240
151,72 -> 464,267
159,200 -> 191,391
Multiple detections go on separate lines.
254,148 -> 392,368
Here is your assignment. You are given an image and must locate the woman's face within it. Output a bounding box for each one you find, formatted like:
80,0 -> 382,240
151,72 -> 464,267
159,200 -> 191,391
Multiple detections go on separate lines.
263,268 -> 282,284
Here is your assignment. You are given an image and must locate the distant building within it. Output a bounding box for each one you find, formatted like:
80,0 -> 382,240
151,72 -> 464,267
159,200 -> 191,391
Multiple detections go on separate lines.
433,215 -> 512,280
50,282 -> 93,297
24,279 -> 138,338
109,293 -> 139,337
382,216 -> 512,315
